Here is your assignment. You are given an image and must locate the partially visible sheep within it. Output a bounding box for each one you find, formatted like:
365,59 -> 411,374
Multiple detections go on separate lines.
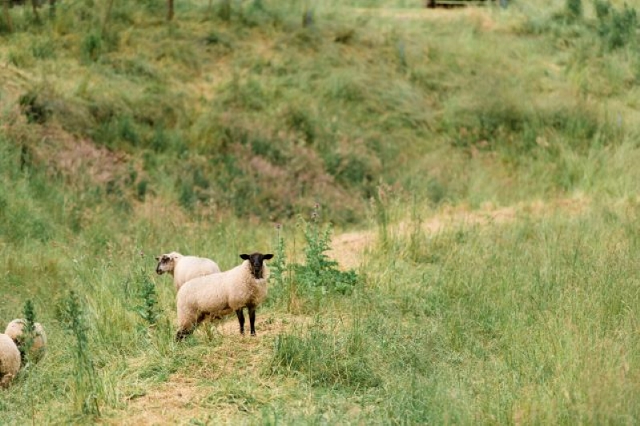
176,252 -> 274,340
155,251 -> 221,291
0,333 -> 21,389
5,319 -> 47,364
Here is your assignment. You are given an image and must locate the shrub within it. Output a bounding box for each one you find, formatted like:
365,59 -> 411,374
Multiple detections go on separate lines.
566,0 -> 583,21
596,1 -> 638,50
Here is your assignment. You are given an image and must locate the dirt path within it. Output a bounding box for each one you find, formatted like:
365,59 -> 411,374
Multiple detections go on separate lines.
328,196 -> 590,270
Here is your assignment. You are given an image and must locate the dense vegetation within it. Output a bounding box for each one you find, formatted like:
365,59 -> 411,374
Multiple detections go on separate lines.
1,0 -> 640,423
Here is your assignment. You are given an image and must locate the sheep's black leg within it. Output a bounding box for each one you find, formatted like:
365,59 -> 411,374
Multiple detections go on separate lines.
248,305 -> 257,336
236,308 -> 245,335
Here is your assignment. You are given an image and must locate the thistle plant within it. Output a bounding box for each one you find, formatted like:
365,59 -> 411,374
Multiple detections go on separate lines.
56,290 -> 101,416
295,204 -> 357,295
135,269 -> 159,327
20,299 -> 37,364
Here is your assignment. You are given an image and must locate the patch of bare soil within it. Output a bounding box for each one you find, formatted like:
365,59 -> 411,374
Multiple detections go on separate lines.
115,376 -> 206,426
40,124 -> 130,184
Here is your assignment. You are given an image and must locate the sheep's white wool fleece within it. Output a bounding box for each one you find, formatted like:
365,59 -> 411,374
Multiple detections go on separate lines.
5,319 -> 47,362
172,254 -> 221,290
0,333 -> 21,388
177,260 -> 269,330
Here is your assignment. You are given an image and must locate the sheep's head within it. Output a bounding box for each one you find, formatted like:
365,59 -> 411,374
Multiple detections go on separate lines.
240,252 -> 274,279
155,252 -> 182,275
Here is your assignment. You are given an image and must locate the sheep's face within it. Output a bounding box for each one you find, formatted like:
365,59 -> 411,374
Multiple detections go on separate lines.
240,252 -> 274,279
155,252 -> 179,275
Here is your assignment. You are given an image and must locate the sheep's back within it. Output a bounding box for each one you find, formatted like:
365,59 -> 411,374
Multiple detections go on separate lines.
178,266 -> 242,314
0,333 -> 20,384
174,256 -> 221,289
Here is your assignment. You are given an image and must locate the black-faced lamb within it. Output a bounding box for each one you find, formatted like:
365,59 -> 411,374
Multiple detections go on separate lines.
175,252 -> 273,340
155,251 -> 221,291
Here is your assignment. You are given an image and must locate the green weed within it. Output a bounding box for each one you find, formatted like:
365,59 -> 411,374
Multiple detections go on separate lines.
596,1 -> 638,50
133,264 -> 159,328
19,300 -> 38,364
56,290 -> 102,417
565,0 -> 583,21
294,205 -> 358,296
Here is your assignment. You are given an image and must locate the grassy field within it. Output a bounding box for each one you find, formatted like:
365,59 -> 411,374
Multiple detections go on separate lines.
2,0 -> 640,424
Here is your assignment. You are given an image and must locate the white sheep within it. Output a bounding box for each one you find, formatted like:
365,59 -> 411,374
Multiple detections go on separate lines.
0,333 -> 21,389
4,319 -> 47,364
175,252 -> 274,340
155,251 -> 221,291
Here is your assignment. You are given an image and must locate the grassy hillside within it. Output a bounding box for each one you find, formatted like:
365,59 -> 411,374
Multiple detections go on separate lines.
2,0 -> 640,423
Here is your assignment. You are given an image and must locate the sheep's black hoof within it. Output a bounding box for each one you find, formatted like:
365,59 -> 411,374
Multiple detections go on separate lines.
175,330 -> 189,341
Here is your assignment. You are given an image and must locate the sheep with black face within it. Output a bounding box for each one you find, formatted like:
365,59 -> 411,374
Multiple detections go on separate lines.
175,252 -> 273,340
155,251 -> 221,291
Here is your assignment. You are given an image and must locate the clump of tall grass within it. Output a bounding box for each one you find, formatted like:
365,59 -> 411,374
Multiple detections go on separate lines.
271,319 -> 380,389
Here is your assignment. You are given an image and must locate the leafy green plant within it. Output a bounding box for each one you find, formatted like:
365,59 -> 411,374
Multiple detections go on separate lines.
596,1 -> 638,50
134,266 -> 159,328
294,205 -> 358,295
20,300 -> 37,364
566,0 -> 582,21
56,290 -> 101,417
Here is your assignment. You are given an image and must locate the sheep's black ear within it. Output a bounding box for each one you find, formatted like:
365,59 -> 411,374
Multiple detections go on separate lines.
240,254 -> 250,260
263,254 -> 274,260
155,256 -> 160,261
